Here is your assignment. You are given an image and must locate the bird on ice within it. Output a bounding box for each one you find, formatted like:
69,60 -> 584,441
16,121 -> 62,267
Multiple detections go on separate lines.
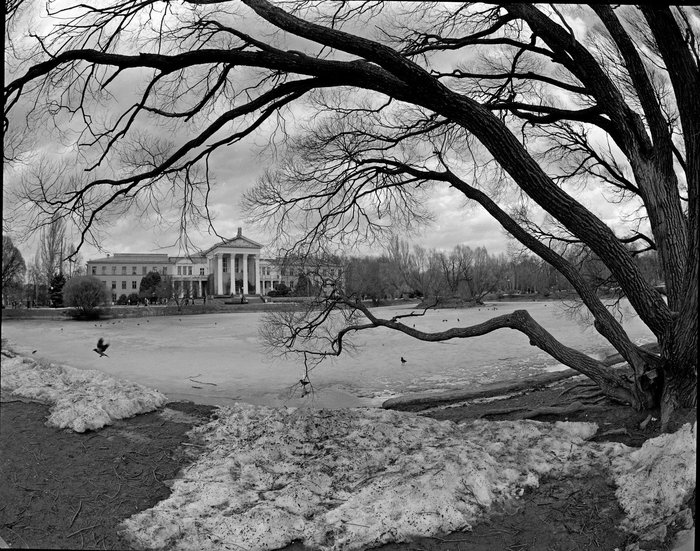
93,338 -> 110,357
401,357 -> 407,364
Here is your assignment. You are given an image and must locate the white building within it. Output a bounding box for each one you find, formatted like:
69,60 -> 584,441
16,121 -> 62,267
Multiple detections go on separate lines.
86,228 -> 343,301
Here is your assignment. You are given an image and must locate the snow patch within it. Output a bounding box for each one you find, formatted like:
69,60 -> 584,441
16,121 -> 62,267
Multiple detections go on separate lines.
612,422 -> 696,533
1,352 -> 168,432
120,404 -> 625,551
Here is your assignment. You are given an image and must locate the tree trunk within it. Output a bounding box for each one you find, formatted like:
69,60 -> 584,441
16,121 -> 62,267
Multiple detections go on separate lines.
659,264 -> 698,429
660,361 -> 697,430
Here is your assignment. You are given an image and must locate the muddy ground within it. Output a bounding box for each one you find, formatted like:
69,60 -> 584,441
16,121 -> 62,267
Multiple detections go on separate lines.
0,378 -> 695,550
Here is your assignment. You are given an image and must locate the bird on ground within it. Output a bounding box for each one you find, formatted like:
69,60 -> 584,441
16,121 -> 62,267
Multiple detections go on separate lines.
93,338 -> 110,357
32,350 -> 37,354
400,357 -> 407,364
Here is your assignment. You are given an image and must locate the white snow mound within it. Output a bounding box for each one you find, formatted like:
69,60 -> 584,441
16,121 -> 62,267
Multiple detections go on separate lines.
612,422 -> 696,533
1,352 -> 168,432
120,404 -> 625,551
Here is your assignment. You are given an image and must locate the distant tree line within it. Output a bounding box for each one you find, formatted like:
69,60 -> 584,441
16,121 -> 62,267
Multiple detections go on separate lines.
341,236 -> 663,306
2,216 -> 85,308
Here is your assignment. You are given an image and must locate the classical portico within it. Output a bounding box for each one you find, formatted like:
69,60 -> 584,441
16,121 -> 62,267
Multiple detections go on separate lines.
205,228 -> 263,296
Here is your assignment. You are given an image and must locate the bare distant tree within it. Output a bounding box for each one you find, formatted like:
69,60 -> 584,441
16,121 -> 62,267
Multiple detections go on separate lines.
2,236 -> 25,288
64,243 -> 84,278
4,2 -> 696,425
39,216 -> 66,284
2,236 -> 26,305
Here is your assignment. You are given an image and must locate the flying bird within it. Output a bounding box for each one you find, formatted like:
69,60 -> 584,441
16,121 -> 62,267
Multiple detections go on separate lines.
93,338 -> 110,357
400,357 -> 407,364
32,350 -> 37,354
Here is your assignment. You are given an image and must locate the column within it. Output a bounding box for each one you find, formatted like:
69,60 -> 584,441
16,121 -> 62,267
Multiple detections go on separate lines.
255,255 -> 261,295
242,254 -> 249,295
217,254 -> 223,295
232,252 -> 238,294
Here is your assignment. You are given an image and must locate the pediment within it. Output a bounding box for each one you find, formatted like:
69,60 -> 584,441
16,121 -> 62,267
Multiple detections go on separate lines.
204,234 -> 263,254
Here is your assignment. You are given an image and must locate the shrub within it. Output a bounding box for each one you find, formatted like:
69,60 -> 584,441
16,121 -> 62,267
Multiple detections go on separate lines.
117,294 -> 128,305
63,276 -> 109,319
127,292 -> 140,305
268,282 -> 290,297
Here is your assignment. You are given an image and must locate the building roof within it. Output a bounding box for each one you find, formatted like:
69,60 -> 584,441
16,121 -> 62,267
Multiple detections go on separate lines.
169,255 -> 207,263
87,253 -> 170,264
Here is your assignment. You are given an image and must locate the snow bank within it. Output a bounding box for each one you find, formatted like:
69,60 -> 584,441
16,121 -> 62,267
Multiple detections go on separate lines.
612,422 -> 696,534
1,351 -> 168,432
120,404 -> 625,551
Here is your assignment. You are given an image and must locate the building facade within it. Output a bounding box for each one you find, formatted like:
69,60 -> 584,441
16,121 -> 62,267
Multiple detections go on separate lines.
86,228 -> 342,301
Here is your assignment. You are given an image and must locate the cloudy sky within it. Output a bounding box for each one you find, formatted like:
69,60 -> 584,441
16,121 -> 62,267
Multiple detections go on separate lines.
3,2 -> 642,267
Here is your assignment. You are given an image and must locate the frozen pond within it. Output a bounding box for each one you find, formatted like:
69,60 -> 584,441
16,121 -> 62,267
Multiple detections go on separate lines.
2,301 -> 654,408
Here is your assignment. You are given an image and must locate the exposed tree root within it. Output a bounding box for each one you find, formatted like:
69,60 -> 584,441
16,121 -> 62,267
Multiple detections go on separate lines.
557,382 -> 598,399
477,406 -> 528,419
478,400 -> 608,420
568,389 -> 606,401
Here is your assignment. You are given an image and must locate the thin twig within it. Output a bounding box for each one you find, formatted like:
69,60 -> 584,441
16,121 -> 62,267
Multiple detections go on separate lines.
67,524 -> 98,538
68,500 -> 82,529
107,483 -> 122,501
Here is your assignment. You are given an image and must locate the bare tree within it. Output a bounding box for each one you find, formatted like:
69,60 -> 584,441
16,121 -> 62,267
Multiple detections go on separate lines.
4,2 -> 697,425
64,243 -> 84,278
39,216 -> 66,284
2,236 -> 25,288
2,236 -> 26,305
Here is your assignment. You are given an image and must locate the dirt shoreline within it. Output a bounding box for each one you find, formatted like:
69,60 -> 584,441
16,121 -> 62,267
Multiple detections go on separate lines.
0,370 -> 695,550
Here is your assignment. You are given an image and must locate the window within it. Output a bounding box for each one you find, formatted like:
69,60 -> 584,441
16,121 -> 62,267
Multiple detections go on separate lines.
162,267 -> 167,275
111,281 -> 116,289
112,266 -> 117,274
122,281 -> 127,289
112,294 -> 117,302
177,266 -> 182,275
188,266 -> 192,275
200,268 -> 205,276
91,266 -> 96,275
132,281 -> 137,289
122,266 -> 127,275
101,266 -> 106,274
132,266 -> 137,275
143,267 -> 147,275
